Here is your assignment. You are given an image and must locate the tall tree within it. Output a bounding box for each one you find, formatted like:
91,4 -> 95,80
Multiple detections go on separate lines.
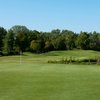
4,30 -> 15,55
89,32 -> 100,51
52,36 -> 66,50
11,25 -> 29,54
51,29 -> 61,36
30,40 -> 42,53
0,27 -> 7,54
76,32 -> 90,49
62,30 -> 76,50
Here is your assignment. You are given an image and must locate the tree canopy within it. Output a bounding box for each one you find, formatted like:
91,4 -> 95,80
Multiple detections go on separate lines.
0,25 -> 100,55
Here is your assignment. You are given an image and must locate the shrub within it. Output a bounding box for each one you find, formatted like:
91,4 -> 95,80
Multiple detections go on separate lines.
48,57 -> 100,65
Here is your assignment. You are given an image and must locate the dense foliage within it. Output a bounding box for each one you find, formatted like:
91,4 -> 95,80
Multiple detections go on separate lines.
0,25 -> 100,55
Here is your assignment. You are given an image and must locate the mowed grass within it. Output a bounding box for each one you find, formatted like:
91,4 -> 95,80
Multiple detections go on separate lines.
0,50 -> 100,100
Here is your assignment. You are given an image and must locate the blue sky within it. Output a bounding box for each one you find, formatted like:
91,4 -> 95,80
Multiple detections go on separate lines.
0,0 -> 100,32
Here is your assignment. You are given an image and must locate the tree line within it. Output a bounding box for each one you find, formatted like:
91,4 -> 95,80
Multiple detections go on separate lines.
0,25 -> 100,55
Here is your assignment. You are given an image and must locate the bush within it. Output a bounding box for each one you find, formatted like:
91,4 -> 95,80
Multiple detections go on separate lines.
48,57 -> 100,65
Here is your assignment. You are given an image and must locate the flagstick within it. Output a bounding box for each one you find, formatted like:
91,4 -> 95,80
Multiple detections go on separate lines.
20,51 -> 22,64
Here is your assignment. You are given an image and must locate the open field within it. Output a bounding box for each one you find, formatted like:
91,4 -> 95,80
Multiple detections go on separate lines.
0,50 -> 100,100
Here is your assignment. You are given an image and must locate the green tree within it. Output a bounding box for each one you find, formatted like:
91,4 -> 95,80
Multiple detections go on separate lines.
28,30 -> 40,42
11,25 -> 29,54
0,27 -> 7,54
51,29 -> 61,35
52,36 -> 66,50
4,30 -> 15,55
76,32 -> 90,49
89,32 -> 100,50
62,30 -> 76,50
44,41 -> 54,51
30,40 -> 41,53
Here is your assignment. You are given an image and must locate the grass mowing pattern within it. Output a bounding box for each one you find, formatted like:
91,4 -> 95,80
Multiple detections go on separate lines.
0,50 -> 100,100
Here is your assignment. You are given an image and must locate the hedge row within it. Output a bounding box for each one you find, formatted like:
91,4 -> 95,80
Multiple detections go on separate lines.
48,57 -> 100,65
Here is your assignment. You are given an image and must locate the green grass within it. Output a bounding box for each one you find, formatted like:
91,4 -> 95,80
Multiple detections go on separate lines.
0,50 -> 100,100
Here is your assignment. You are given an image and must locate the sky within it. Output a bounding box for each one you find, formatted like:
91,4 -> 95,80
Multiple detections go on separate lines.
0,0 -> 100,32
